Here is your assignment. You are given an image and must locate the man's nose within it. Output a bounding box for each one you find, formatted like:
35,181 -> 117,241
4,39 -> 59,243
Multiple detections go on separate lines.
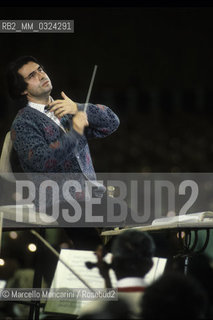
36,70 -> 45,79
38,71 -> 45,80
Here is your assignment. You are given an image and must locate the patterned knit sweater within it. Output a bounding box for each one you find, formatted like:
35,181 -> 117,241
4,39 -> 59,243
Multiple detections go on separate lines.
11,103 -> 120,205
11,103 -> 119,175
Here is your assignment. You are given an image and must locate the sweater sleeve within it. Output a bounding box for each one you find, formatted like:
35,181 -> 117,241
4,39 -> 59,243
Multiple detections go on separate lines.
11,117 -> 82,172
77,103 -> 120,139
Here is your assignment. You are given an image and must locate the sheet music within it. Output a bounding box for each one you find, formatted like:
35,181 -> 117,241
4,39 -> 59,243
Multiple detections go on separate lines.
49,249 -> 117,289
44,249 -> 166,315
152,211 -> 213,226
144,257 -> 167,285
45,249 -> 117,315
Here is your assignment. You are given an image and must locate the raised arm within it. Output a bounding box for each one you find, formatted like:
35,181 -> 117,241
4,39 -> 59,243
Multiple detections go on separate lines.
47,92 -> 120,139
78,103 -> 120,139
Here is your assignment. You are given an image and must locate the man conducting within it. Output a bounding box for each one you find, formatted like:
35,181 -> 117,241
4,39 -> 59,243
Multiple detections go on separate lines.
7,56 -> 120,249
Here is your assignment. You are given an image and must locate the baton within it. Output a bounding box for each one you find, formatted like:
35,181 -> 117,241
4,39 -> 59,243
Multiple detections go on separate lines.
84,65 -> 98,112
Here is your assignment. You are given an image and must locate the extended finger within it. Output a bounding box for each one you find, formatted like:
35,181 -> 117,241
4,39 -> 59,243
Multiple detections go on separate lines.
54,107 -> 65,116
50,104 -> 65,112
55,109 -> 67,118
61,91 -> 69,100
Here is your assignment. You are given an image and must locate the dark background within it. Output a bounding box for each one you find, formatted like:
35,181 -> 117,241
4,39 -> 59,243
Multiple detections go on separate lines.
1,4 -> 213,172
1,3 -> 213,304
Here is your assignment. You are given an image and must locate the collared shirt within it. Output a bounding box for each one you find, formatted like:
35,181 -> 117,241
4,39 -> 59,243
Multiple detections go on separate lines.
28,99 -> 66,133
117,277 -> 147,292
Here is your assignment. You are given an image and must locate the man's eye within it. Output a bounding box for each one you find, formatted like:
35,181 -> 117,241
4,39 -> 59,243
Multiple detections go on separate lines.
38,66 -> 43,72
28,73 -> 35,79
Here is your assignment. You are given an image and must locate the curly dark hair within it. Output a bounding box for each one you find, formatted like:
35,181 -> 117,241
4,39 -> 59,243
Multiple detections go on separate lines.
7,56 -> 40,100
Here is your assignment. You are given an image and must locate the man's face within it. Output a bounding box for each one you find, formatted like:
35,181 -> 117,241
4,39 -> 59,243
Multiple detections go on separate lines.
18,61 -> 52,101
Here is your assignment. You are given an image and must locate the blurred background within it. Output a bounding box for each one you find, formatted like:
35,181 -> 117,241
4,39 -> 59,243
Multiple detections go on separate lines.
1,6 -> 213,172
1,4 -> 213,309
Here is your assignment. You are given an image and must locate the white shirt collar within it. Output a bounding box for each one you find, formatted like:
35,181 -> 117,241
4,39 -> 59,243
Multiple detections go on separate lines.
28,100 -> 46,112
117,277 -> 147,288
28,96 -> 53,111
28,98 -> 66,132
